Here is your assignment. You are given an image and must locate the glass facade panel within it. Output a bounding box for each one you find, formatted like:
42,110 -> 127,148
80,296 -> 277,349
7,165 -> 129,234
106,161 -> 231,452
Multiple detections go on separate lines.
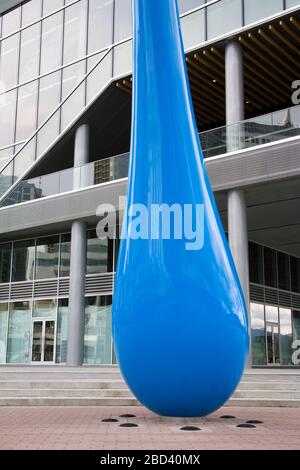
56,299 -> 68,363
61,61 -> 86,131
12,239 -> 35,282
0,35 -> 20,89
181,9 -> 205,50
178,0 -> 204,14
291,256 -> 300,293
15,81 -> 38,142
6,301 -> 32,364
207,0 -> 242,41
86,52 -> 112,104
279,308 -> 293,365
19,23 -> 41,83
38,71 -> 61,126
40,11 -> 63,75
43,0 -> 64,16
266,305 -> 279,324
86,230 -> 113,275
84,296 -> 112,364
87,0 -> 113,53
35,236 -> 60,280
33,299 -> 57,318
1,5 -> 21,36
0,243 -> 11,283
286,0 -> 300,7
292,311 -> 300,365
249,242 -> 264,285
250,303 -> 266,366
244,0 -> 284,25
277,252 -> 291,292
59,234 -> 71,277
63,0 -> 87,64
21,0 -> 42,27
0,90 -> 17,148
113,41 -> 132,78
0,303 -> 8,363
114,0 -> 132,42
264,247 -> 277,288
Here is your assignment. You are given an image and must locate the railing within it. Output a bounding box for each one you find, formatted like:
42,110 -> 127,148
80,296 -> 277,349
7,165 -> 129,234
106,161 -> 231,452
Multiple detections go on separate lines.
2,103 -> 300,208
1,153 -> 130,208
200,104 -> 300,158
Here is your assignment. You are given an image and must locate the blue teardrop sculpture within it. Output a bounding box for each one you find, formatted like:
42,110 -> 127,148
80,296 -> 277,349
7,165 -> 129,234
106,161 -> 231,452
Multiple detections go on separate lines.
113,0 -> 249,417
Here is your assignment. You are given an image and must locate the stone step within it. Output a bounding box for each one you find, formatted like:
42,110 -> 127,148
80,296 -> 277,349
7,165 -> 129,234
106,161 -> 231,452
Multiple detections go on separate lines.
238,381 -> 300,391
234,390 -> 300,399
0,380 -> 128,390
228,398 -> 300,407
0,397 -> 139,407
0,388 -> 133,398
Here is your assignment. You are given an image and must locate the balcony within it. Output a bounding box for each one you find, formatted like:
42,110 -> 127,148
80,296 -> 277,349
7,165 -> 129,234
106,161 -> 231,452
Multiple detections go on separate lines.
1,104 -> 300,209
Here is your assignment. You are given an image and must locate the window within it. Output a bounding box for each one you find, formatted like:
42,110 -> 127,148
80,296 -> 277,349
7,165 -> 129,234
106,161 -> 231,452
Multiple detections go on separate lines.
265,305 -> 279,324
0,35 -> 20,89
291,257 -> 300,294
279,308 -> 293,365
19,23 -> 41,83
21,0 -> 42,27
59,234 -> 71,278
35,236 -> 60,280
33,299 -> 57,318
40,11 -> 63,74
0,303 -> 8,363
42,0 -> 64,16
250,303 -> 266,366
114,0 -> 132,42
63,0 -> 87,64
86,230 -> 113,274
6,301 -> 32,364
84,296 -> 112,364
181,8 -> 205,50
0,90 -> 17,148
87,0 -> 113,54
244,0 -> 284,25
249,242 -> 263,285
286,0 -> 300,7
12,239 -> 35,282
264,247 -> 277,288
15,81 -> 38,142
277,252 -> 291,292
38,71 -> 61,127
0,243 -> 11,283
56,299 -> 68,363
178,0 -> 205,14
207,0 -> 242,41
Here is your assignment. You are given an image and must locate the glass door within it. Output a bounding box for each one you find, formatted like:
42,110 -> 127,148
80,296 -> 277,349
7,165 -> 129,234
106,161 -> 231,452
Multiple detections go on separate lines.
266,322 -> 280,365
32,320 -> 56,364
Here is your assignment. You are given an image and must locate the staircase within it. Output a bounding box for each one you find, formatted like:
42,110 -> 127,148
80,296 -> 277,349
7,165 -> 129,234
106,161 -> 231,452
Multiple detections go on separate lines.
0,366 -> 299,407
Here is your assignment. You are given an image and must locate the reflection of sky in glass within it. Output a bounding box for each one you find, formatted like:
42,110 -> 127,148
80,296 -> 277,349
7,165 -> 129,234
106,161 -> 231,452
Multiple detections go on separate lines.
265,305 -> 279,324
280,308 -> 292,336
251,303 -> 264,330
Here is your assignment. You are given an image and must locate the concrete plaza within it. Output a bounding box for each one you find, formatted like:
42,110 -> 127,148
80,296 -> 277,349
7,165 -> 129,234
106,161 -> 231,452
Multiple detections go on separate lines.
0,406 -> 299,450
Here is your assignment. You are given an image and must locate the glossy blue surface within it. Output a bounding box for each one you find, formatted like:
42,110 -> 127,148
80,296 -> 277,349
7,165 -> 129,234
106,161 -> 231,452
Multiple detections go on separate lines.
113,0 -> 249,417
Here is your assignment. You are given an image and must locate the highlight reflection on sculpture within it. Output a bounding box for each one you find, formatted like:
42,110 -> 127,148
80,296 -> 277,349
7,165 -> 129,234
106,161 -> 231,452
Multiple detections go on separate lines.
113,0 -> 249,417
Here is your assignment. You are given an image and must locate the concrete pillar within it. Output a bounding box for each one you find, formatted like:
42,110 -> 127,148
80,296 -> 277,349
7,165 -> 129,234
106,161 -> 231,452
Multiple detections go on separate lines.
225,41 -> 252,366
67,124 -> 89,366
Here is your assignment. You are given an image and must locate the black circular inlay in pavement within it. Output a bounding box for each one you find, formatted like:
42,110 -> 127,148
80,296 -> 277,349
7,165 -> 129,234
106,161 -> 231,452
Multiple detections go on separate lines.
236,423 -> 256,429
246,420 -> 263,425
119,423 -> 139,428
180,426 -> 201,432
119,414 -> 136,418
221,415 -> 236,420
102,418 -> 119,423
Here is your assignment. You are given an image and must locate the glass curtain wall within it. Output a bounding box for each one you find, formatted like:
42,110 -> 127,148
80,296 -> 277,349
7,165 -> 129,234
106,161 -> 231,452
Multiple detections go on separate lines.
84,295 -> 112,364
0,0 -> 298,173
